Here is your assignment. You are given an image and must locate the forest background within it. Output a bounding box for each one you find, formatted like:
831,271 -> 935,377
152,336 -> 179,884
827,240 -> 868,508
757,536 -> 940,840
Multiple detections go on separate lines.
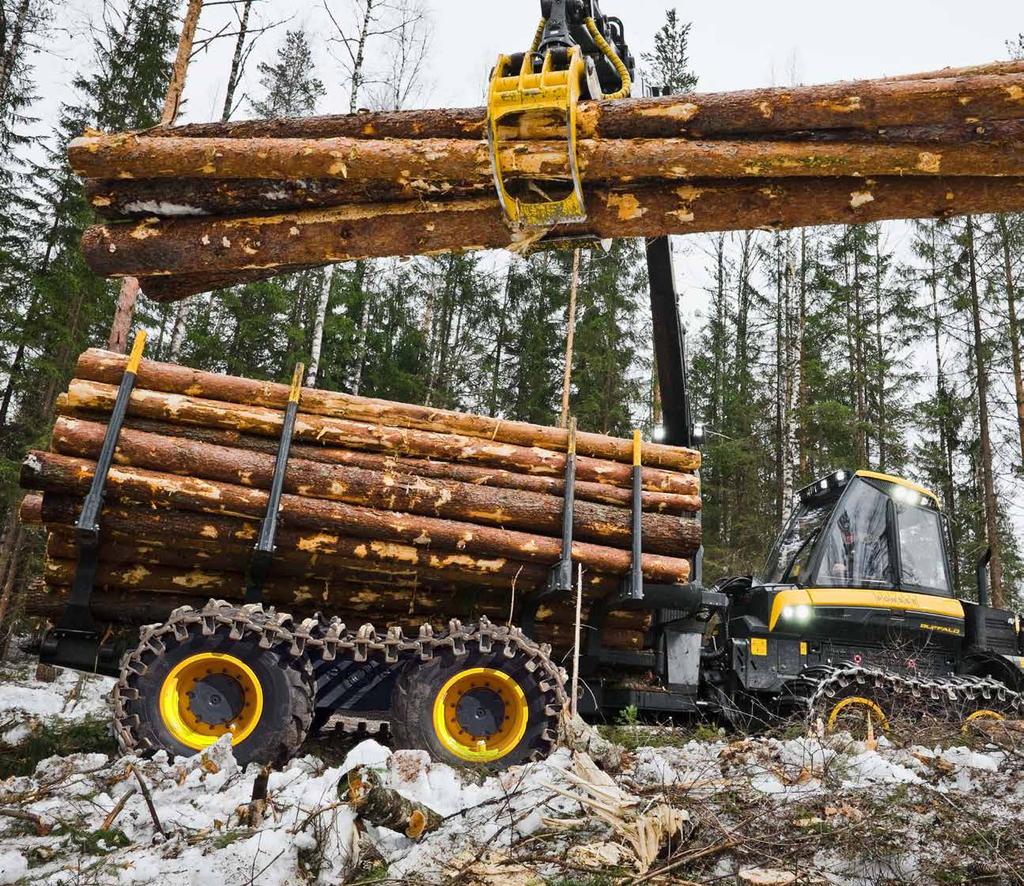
2,0 -> 1024,630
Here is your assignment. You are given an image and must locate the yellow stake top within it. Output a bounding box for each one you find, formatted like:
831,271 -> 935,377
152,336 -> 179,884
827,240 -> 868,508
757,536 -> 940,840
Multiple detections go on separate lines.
632,429 -> 642,467
289,363 -> 305,404
126,331 -> 148,374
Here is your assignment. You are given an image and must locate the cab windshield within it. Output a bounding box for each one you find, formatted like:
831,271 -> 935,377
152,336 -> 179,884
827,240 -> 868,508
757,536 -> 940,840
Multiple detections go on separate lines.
761,476 -> 953,596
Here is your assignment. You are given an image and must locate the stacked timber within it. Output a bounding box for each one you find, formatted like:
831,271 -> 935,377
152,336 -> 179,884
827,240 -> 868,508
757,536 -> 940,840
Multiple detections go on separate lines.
69,59 -> 1024,300
18,350 -> 703,652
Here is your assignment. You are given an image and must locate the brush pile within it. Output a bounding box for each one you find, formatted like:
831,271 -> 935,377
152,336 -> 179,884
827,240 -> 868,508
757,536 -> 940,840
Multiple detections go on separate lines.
18,350 -> 702,651
68,59 -> 1024,301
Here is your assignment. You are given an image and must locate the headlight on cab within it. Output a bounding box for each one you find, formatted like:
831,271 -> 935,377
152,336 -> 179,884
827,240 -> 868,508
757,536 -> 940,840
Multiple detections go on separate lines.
782,604 -> 813,623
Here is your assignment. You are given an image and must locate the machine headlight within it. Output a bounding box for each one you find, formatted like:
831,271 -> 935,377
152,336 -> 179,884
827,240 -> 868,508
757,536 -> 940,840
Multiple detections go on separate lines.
783,604 -> 813,623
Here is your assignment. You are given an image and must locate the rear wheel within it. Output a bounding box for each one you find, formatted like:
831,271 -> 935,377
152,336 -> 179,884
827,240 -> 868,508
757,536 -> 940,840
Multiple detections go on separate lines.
390,637 -> 562,769
114,604 -> 315,767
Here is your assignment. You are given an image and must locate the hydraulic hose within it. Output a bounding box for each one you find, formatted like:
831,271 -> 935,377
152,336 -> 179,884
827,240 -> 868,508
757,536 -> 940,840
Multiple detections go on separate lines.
584,16 -> 632,99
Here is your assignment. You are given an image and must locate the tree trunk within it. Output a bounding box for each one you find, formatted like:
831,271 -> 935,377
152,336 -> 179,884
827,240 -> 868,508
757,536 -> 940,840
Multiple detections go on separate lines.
996,215 -> 1024,470
49,418 -> 700,555
151,68 -> 1024,142
966,216 -> 1005,607
106,0 -> 204,351
305,266 -> 333,387
560,249 -> 581,428
22,452 -> 694,582
82,177 -> 1024,301
221,0 -> 252,122
0,0 -> 30,117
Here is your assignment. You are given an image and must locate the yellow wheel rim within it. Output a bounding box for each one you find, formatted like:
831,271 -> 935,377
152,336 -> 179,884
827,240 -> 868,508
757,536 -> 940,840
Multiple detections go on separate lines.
432,667 -> 529,763
159,653 -> 264,751
962,709 -> 1005,734
826,696 -> 889,736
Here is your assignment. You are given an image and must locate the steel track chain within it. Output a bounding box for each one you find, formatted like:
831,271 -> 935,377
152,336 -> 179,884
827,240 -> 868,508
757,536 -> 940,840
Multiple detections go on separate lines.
803,664 -> 1023,728
113,599 -> 568,759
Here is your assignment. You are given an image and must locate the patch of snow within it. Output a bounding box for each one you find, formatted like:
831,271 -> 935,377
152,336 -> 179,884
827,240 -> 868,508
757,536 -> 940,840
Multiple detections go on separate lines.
0,850 -> 27,885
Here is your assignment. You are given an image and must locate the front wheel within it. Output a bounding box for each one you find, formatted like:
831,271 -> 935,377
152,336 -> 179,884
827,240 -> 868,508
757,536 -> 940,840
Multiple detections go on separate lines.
389,630 -> 563,769
113,603 -> 315,767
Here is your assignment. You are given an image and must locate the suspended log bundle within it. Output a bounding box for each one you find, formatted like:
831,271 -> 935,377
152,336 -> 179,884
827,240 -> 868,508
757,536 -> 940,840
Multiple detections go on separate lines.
19,351 -> 702,652
69,61 -> 1024,300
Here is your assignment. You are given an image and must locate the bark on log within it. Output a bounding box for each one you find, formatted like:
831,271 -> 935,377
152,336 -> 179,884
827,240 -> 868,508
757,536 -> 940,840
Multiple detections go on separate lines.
70,352 -> 702,475
19,494 -> 42,526
43,530 -> 566,597
60,411 -> 698,513
147,69 -> 1024,141
346,767 -> 442,840
70,133 -> 1024,184
51,417 -> 698,554
85,177 -> 492,220
36,493 -> 618,596
22,453 -> 694,581
80,177 -> 1024,286
24,584 -> 645,649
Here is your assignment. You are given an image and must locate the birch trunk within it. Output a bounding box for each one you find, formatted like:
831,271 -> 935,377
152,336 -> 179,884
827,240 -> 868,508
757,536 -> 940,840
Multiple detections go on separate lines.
305,266 -> 334,386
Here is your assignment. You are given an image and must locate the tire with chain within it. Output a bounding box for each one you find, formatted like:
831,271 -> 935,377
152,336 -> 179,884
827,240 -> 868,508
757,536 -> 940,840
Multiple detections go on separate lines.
390,625 -> 565,768
113,601 -> 316,767
116,602 -> 567,770
804,665 -> 1023,734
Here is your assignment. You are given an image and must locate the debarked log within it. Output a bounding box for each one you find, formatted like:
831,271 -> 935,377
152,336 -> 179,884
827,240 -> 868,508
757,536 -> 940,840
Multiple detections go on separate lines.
22,453 -> 694,582
69,133 -> 1024,184
50,417 -> 698,554
80,177 -> 1024,287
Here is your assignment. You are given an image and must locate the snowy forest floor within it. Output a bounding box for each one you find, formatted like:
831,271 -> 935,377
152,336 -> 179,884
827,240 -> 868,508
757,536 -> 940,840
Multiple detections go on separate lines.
1,654 -> 1023,885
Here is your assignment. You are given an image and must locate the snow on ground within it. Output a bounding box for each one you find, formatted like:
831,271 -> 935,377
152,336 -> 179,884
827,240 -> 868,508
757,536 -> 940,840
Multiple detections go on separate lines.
2,663 -> 1024,884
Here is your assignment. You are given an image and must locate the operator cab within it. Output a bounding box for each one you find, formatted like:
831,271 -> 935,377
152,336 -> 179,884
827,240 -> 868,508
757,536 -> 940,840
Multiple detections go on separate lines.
762,470 -> 953,598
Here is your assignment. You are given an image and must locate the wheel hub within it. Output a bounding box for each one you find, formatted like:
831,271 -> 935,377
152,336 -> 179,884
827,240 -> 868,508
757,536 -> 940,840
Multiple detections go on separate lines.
455,687 -> 506,738
187,672 -> 246,727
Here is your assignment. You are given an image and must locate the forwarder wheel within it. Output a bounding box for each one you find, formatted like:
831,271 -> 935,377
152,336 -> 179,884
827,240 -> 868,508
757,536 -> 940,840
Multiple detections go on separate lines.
389,641 -> 559,769
114,609 -> 315,767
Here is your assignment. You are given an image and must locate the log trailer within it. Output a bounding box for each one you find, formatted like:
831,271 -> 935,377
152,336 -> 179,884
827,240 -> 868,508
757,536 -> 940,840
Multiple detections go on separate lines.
18,0 -> 1024,770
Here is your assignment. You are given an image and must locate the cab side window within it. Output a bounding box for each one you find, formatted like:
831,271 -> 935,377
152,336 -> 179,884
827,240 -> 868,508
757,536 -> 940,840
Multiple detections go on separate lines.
813,481 -> 893,587
897,505 -> 952,596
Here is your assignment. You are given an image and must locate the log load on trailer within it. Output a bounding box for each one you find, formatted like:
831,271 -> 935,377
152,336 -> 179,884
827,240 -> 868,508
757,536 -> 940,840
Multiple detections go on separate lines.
19,338 -> 709,767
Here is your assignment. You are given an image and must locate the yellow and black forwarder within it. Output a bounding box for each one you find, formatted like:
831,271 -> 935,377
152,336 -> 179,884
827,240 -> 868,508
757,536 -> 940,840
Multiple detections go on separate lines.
689,470 -> 1024,734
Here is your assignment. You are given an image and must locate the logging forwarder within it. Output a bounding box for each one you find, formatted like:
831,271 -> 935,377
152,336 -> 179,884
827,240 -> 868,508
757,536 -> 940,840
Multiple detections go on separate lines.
25,2 -> 1024,771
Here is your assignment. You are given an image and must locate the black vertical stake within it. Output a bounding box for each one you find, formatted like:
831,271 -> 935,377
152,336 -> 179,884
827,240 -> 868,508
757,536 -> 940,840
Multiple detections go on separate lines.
549,418 -> 577,594
42,332 -> 148,674
625,429 -> 644,601
245,363 -> 304,604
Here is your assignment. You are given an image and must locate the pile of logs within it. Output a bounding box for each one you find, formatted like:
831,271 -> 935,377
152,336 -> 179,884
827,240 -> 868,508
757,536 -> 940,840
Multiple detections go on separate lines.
18,350 -> 702,651
69,59 -> 1024,301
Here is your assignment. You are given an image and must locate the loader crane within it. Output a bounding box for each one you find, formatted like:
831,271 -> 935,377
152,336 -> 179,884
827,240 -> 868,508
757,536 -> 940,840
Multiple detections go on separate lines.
18,1 -> 1024,772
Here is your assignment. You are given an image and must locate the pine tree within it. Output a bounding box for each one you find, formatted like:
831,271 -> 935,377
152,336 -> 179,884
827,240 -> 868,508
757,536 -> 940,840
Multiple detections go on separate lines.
249,29 -> 325,119
641,8 -> 698,94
